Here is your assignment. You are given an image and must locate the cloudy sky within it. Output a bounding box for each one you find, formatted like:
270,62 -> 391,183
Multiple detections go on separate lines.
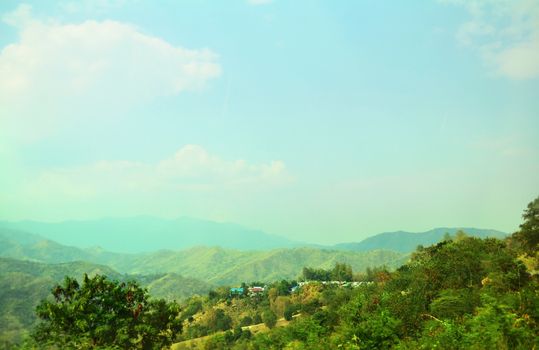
1,0 -> 538,244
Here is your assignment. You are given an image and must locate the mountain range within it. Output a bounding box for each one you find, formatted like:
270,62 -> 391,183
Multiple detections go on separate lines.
0,217 -> 508,254
334,227 -> 508,253
0,228 -> 406,284
0,217 -> 303,253
0,221 -> 509,285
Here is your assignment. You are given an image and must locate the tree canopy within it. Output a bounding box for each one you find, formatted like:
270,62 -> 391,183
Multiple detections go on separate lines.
31,274 -> 182,349
514,195 -> 539,256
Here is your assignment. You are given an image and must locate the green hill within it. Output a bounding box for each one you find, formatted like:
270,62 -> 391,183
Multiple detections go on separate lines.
0,229 -> 406,285
107,246 -> 406,285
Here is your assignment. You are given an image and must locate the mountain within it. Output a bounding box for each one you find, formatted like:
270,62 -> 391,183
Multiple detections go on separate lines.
0,228 -> 101,263
0,228 -> 406,285
0,217 -> 304,253
334,227 -> 508,253
88,246 -> 407,285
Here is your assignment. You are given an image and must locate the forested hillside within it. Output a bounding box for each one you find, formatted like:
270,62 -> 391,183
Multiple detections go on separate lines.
0,231 -> 406,285
110,246 -> 406,285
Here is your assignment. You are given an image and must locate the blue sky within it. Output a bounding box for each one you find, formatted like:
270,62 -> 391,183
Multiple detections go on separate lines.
0,0 -> 538,244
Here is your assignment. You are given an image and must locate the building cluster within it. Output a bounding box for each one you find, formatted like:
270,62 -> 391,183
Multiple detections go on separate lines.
229,286 -> 266,297
231,281 -> 373,297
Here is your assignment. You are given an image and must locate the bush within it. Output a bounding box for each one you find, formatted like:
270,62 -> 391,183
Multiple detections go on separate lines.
240,315 -> 253,326
262,309 -> 277,329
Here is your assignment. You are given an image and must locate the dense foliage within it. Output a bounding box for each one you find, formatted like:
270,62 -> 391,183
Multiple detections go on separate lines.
514,196 -> 539,257
31,274 -> 182,349
172,196 -> 539,350
302,262 -> 353,281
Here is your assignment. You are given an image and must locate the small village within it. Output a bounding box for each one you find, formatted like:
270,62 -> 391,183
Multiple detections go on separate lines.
230,280 -> 374,297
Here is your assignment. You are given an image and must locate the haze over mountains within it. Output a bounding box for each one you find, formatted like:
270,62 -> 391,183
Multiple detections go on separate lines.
0,217 -> 508,254
334,227 -> 508,253
0,217 -> 302,253
0,227 -> 406,285
0,218 -> 509,285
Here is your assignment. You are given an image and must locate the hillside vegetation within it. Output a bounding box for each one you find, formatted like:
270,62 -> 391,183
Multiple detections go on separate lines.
0,231 -> 407,285
110,246 -> 406,285
170,203 -> 539,349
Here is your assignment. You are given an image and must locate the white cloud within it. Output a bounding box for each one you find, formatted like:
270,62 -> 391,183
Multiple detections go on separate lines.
23,145 -> 292,199
0,5 -> 221,142
443,0 -> 539,80
1,3 -> 32,27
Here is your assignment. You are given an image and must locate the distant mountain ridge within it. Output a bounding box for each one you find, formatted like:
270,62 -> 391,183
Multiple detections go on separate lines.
107,246 -> 407,285
0,223 -> 509,284
334,227 -> 508,253
0,228 -> 406,285
0,217 -> 304,253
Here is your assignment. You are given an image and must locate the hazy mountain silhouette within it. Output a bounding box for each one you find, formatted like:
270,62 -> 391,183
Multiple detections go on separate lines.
0,217 -> 304,253
333,227 -> 507,253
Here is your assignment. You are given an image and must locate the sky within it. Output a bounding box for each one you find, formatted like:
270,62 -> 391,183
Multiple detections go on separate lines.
0,0 -> 538,244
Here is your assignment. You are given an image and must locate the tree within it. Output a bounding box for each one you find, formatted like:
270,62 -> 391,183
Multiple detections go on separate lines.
253,313 -> 263,325
331,263 -> 353,281
206,308 -> 232,332
32,274 -> 181,349
240,315 -> 253,327
262,309 -> 277,329
514,196 -> 539,256
302,267 -> 331,281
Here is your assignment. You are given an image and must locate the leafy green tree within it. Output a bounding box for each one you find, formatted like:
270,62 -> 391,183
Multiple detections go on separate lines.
275,279 -> 294,296
253,313 -> 263,325
331,263 -> 353,281
284,304 -> 300,321
513,196 -> 539,256
412,319 -> 465,350
181,297 -> 203,321
240,315 -> 253,327
302,267 -> 331,281
262,309 -> 278,329
462,295 -> 538,349
206,308 -> 232,332
32,274 -> 181,349
430,289 -> 478,320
